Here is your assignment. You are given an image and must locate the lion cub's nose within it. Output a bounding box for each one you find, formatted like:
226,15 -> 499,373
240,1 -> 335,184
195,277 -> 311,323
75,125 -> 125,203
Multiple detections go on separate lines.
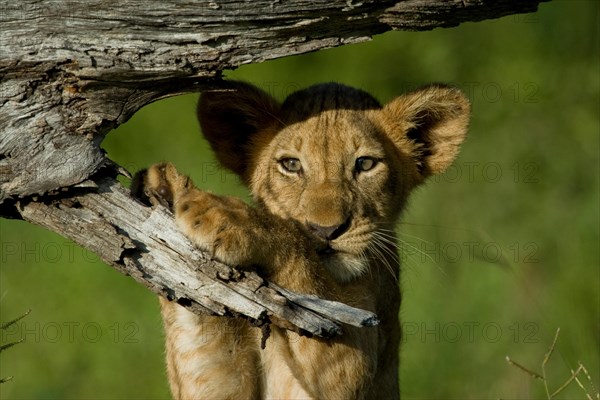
307,218 -> 351,241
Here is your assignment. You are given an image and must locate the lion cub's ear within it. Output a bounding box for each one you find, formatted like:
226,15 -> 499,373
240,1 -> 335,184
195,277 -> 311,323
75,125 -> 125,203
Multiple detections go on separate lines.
197,81 -> 281,181
381,85 -> 470,179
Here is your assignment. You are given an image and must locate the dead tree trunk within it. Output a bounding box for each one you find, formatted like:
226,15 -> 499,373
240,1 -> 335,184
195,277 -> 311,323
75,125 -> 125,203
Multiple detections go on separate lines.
0,0 -> 548,336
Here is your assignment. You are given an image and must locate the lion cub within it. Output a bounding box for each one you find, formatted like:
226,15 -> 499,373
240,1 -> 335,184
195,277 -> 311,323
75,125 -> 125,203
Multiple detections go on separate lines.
135,81 -> 469,399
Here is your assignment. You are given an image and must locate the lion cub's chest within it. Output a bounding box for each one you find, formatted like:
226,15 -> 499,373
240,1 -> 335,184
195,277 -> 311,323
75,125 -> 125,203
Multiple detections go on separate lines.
260,328 -> 313,399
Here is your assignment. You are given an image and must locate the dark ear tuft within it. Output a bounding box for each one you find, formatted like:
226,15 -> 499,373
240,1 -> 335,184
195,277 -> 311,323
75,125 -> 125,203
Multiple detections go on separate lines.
197,81 -> 281,180
382,84 -> 470,178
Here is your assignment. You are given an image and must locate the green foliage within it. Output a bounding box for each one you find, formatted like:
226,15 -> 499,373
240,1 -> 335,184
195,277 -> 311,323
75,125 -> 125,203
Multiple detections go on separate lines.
1,1 -> 598,398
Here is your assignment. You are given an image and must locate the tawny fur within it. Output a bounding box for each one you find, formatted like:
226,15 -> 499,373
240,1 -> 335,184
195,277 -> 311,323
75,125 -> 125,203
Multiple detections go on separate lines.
135,81 -> 470,399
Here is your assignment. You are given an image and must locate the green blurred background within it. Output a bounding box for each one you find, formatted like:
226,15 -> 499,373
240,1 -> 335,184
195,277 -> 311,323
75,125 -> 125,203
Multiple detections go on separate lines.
1,1 -> 598,399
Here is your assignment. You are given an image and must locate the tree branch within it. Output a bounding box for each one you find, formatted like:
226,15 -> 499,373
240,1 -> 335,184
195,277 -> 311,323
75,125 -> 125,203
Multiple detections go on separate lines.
16,174 -> 378,337
0,0 -> 548,336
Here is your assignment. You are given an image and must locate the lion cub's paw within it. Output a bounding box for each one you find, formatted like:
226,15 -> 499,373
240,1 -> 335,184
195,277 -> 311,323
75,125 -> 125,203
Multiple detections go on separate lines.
133,163 -> 261,268
132,163 -> 193,211
175,192 -> 261,268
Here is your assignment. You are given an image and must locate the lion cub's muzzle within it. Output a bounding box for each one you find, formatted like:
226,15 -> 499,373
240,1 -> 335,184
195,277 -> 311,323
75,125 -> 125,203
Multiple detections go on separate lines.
306,217 -> 352,257
307,217 -> 351,241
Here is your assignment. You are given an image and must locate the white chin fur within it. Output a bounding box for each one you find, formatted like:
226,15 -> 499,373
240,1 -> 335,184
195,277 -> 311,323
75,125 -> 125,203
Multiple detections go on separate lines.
325,252 -> 368,282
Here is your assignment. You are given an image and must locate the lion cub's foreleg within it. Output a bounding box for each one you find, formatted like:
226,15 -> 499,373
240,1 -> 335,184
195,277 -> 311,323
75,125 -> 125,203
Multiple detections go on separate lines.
136,163 -> 261,400
160,301 -> 260,400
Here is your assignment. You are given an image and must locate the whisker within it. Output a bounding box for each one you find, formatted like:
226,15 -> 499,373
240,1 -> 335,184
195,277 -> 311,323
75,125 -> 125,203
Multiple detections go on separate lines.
362,247 -> 375,281
336,223 -> 447,280
396,221 -> 480,235
375,224 -> 433,245
372,236 -> 401,262
373,227 -> 398,235
370,246 -> 397,282
374,225 -> 447,276
395,231 -> 433,244
397,238 -> 435,264
379,246 -> 399,282
373,233 -> 400,249
368,235 -> 399,281
399,238 -> 448,277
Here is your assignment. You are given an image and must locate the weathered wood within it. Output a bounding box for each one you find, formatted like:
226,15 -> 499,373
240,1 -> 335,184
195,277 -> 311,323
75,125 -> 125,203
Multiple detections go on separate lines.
0,0 -> 548,336
17,176 -> 378,337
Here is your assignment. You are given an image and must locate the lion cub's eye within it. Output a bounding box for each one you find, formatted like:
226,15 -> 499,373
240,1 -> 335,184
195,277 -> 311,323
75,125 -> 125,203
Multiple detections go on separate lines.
355,156 -> 377,172
279,158 -> 302,173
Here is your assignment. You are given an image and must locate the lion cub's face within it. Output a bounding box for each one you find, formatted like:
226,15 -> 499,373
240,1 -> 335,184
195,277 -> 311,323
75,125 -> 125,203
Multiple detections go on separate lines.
198,82 -> 469,281
251,110 -> 401,279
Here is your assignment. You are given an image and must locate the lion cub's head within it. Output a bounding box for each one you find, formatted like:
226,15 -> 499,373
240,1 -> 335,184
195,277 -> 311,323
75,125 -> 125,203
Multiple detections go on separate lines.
198,81 -> 469,281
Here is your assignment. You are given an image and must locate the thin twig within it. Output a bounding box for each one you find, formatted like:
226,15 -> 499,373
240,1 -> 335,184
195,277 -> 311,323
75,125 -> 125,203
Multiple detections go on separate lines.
574,362 -> 600,400
543,327 -> 560,367
505,356 -> 544,381
581,363 -> 600,400
507,328 -> 599,400
542,327 -> 561,398
0,339 -> 25,353
573,368 -> 594,400
550,365 -> 583,398
0,309 -> 31,330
